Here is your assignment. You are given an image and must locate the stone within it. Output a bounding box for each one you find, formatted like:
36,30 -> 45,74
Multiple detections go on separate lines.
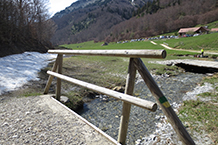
135,139 -> 141,144
112,86 -> 124,93
2,122 -> 9,127
25,111 -> 30,115
12,135 -> 19,138
60,96 -> 69,103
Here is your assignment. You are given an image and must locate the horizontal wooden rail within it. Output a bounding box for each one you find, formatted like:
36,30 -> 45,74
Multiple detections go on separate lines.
47,71 -> 157,112
44,49 -> 195,145
48,49 -> 166,58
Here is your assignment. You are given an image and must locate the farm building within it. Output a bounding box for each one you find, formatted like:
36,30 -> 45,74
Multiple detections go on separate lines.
178,27 -> 209,36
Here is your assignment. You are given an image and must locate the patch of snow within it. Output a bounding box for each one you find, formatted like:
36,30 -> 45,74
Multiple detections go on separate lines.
138,83 -> 214,145
0,52 -> 57,95
183,83 -> 213,101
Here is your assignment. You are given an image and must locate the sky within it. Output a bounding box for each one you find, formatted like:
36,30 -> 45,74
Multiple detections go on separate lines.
48,0 -> 77,16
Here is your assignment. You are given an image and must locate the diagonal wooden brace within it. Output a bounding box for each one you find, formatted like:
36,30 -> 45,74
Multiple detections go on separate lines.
133,58 -> 195,145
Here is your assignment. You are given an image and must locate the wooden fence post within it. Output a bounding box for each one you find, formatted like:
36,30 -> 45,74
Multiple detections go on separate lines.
118,58 -> 136,144
56,54 -> 63,101
44,57 -> 58,94
133,58 -> 195,145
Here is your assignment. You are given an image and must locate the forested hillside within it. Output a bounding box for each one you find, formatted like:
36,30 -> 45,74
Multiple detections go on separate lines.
51,0 -> 149,45
106,0 -> 218,42
51,0 -> 218,45
0,0 -> 56,57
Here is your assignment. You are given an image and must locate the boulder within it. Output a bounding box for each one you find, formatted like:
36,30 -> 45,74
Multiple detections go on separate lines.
60,96 -> 70,103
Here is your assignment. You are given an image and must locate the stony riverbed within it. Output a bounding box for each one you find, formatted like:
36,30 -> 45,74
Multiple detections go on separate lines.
78,72 -> 213,145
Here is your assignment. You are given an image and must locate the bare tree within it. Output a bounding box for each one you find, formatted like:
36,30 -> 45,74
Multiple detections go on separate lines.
0,0 -> 55,56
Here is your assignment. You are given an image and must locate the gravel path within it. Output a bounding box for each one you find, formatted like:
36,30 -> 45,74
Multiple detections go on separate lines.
0,95 -> 118,145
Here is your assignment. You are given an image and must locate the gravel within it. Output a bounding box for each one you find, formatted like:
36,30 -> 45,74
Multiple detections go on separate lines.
0,95 -> 116,145
79,72 -> 215,145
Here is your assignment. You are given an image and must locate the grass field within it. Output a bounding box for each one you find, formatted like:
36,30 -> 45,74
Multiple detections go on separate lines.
60,39 -> 200,58
179,74 -> 218,144
60,40 -> 163,50
196,20 -> 218,29
154,32 -> 218,52
60,27 -> 218,52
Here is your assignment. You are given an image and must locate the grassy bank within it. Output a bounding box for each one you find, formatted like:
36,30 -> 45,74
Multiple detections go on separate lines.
178,74 -> 218,144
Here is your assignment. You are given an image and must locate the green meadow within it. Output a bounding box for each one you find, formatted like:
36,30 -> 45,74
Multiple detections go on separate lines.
60,39 -> 199,58
154,33 -> 218,52
60,32 -> 218,52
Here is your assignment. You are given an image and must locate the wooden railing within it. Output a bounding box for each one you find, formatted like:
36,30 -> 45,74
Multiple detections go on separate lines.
44,49 -> 195,145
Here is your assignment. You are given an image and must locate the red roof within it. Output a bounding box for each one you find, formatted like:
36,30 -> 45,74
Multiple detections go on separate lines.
178,27 -> 201,33
178,27 -> 209,33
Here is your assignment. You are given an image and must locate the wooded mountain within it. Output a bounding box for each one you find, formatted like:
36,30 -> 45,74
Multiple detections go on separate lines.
51,0 -> 149,45
51,0 -> 218,45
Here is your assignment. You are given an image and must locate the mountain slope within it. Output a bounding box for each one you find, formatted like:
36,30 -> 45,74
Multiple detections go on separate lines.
51,0 -> 218,45
51,0 -> 149,45
106,0 -> 218,42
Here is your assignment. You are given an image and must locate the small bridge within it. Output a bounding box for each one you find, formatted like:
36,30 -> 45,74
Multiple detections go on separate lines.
0,94 -> 118,144
43,49 -> 196,145
150,59 -> 218,73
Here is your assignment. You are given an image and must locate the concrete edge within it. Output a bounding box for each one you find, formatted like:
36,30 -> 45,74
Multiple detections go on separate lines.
40,94 -> 121,145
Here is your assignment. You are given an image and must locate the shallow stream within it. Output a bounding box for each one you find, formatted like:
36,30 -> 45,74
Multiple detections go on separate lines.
78,72 -> 205,144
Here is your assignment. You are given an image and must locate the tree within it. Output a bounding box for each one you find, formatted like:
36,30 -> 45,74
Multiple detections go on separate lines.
0,0 -> 55,56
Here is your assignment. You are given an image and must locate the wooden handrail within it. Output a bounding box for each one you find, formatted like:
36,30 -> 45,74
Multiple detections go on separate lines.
47,71 -> 157,112
48,49 -> 166,58
44,49 -> 195,145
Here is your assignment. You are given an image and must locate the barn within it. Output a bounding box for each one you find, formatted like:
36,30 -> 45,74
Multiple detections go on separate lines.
178,27 -> 209,36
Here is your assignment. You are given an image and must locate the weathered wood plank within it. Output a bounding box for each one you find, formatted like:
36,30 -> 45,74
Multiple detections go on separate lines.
44,57 -> 58,94
47,71 -> 157,111
150,59 -> 218,69
56,54 -> 63,101
48,49 -> 166,59
42,94 -> 121,145
176,59 -> 218,69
